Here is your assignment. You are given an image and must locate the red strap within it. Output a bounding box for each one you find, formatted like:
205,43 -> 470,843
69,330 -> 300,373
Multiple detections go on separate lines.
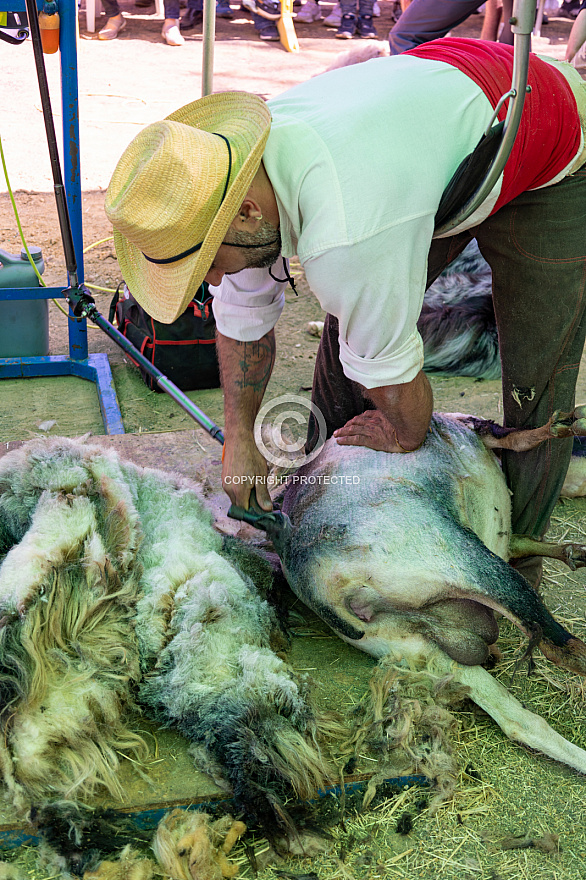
406,39 -> 581,213
153,338 -> 216,345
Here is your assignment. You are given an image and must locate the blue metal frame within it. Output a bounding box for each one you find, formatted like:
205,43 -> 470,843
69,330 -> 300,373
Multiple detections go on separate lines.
0,353 -> 125,433
0,0 -> 125,434
0,774 -> 428,849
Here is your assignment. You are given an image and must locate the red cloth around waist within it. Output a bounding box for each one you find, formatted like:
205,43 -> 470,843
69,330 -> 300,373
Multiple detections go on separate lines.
405,38 -> 581,213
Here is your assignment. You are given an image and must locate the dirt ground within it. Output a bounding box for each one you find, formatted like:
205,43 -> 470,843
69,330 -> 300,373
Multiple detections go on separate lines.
2,8 -> 586,880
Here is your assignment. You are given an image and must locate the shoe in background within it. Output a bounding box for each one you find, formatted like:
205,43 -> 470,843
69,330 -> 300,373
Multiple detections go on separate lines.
336,11 -> 356,35
216,0 -> 234,17
559,0 -> 581,17
357,12 -> 377,35
323,1 -> 341,25
98,13 -> 126,38
162,17 -> 185,42
296,0 -> 324,20
180,5 -> 203,28
256,18 -> 280,36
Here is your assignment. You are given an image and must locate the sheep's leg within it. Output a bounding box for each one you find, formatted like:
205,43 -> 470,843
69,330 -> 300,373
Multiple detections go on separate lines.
455,407 -> 586,451
509,534 -> 586,571
451,660 -> 586,774
221,821 -> 247,855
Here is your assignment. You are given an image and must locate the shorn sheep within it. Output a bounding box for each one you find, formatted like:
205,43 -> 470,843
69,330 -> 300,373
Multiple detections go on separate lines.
279,410 -> 586,793
0,438 -> 335,873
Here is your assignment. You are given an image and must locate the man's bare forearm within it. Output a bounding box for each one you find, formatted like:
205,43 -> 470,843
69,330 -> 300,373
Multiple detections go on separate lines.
366,370 -> 433,450
216,330 -> 276,436
332,370 -> 433,453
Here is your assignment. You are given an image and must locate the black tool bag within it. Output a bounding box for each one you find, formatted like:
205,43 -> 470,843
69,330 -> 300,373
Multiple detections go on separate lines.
109,283 -> 220,392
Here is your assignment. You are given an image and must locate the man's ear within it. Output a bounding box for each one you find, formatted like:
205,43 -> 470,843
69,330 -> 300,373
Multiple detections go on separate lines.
232,196 -> 263,231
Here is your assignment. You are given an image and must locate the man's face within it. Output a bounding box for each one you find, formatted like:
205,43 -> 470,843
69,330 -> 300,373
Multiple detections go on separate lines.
204,219 -> 281,287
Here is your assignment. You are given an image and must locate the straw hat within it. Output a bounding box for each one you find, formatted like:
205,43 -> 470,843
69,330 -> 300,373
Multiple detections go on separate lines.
105,92 -> 272,324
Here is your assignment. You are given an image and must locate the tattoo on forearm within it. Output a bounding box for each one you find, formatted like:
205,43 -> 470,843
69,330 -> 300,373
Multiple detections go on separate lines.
235,335 -> 276,394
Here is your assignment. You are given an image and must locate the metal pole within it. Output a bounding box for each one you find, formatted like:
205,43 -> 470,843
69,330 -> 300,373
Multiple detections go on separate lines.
25,0 -> 79,286
58,0 -> 90,361
202,0 -> 215,96
433,0 -> 535,237
66,287 -> 225,445
59,0 -> 83,281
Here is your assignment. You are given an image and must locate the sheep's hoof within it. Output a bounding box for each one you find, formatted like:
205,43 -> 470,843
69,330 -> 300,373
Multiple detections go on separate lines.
560,543 -> 586,571
548,409 -> 586,438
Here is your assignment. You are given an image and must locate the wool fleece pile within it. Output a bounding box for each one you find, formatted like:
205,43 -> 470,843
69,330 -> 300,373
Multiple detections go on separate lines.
0,438 -> 333,833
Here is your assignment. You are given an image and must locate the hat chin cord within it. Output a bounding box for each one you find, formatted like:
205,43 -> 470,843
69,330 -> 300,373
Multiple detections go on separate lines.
224,212 -> 296,294
268,258 -> 297,295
